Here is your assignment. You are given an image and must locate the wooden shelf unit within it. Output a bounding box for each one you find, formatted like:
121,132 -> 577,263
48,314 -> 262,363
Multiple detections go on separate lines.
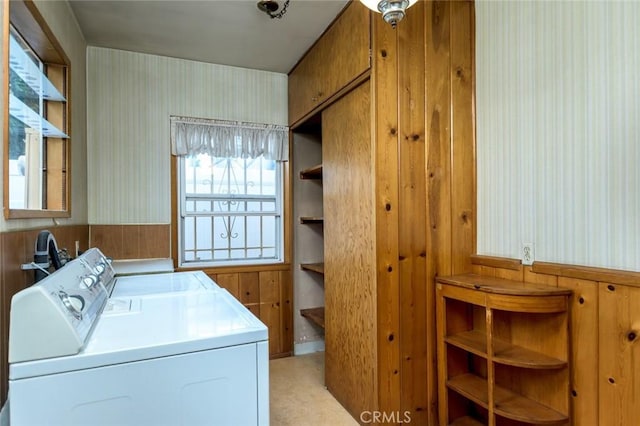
436,274 -> 572,426
299,164 -> 322,179
300,307 -> 325,329
300,262 -> 324,275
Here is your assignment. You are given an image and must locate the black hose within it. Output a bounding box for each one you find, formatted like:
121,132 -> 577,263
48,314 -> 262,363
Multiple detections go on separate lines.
34,230 -> 62,283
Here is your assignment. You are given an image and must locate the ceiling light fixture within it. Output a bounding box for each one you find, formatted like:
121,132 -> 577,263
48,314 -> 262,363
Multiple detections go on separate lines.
360,0 -> 418,28
257,0 -> 290,19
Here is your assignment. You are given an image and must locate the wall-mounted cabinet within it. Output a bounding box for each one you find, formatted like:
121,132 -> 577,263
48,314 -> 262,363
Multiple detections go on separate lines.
288,2 -> 370,126
436,274 -> 571,426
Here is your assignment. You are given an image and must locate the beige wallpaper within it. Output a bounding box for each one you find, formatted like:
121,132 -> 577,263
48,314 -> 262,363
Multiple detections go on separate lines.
476,1 -> 640,271
87,47 -> 288,224
0,0 -> 88,231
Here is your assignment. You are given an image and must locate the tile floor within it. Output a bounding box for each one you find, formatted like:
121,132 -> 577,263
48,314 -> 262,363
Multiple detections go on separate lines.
269,352 -> 358,426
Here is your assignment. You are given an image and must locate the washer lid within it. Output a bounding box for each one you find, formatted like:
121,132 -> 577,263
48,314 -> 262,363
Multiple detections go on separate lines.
110,270 -> 220,297
9,290 -> 267,380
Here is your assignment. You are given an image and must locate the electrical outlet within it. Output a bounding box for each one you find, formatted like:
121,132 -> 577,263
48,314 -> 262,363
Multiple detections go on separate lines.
75,241 -> 80,258
522,243 -> 534,266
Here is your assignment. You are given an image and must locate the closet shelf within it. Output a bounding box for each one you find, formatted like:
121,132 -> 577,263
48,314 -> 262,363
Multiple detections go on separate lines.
300,307 -> 325,329
299,164 -> 323,179
299,216 -> 324,224
300,263 -> 325,275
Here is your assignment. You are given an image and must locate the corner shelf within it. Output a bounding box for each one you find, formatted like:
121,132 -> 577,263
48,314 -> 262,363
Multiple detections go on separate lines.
436,274 -> 571,426
299,164 -> 323,179
300,262 -> 324,275
300,307 -> 325,329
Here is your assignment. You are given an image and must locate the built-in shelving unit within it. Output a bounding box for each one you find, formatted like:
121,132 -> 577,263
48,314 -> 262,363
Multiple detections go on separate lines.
436,274 -> 572,426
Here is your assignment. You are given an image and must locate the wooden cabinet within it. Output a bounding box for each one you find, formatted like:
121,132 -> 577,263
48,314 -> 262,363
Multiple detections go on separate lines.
436,274 -> 571,425
288,1 -> 370,126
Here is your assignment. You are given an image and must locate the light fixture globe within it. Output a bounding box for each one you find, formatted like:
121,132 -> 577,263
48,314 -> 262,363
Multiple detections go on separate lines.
360,0 -> 418,28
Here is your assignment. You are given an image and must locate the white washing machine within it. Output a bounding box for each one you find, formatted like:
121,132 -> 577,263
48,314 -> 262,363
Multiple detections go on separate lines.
8,248 -> 269,426
77,248 -> 220,298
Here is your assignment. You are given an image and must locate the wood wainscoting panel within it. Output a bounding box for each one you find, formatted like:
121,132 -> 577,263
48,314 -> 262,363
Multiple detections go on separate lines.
207,267 -> 292,358
598,282 -> 640,426
558,277 -> 598,425
89,224 -> 170,259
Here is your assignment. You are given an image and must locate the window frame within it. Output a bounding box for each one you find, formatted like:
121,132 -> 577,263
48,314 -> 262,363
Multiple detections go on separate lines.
3,0 -> 71,219
176,154 -> 285,269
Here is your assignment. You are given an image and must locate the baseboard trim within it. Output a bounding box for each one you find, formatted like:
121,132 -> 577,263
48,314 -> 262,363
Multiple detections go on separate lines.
294,340 -> 325,355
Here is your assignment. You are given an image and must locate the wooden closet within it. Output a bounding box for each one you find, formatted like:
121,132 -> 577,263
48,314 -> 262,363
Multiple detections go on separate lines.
289,1 -> 475,423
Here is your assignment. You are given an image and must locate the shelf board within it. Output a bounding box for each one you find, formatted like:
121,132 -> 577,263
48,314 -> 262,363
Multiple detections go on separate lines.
300,164 -> 323,179
300,262 -> 325,275
447,374 -> 569,425
446,330 -> 567,369
300,307 -> 325,329
449,416 -> 485,426
299,216 -> 324,224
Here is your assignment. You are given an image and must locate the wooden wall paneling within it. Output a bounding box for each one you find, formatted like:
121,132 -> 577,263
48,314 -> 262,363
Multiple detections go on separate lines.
397,1 -> 429,422
90,225 -> 123,258
598,282 -> 640,426
493,266 -> 523,282
372,14 -> 401,416
239,272 -> 260,305
259,271 -> 282,355
136,224 -> 171,258
90,224 -> 170,259
524,266 -> 559,287
558,277 -> 598,425
323,81 -> 377,418
425,1 -> 453,421
214,273 -> 240,299
449,0 -> 475,275
279,270 -> 293,355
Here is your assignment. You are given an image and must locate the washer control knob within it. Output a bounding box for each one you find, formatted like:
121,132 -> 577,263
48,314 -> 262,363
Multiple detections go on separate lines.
81,274 -> 98,288
94,263 -> 106,275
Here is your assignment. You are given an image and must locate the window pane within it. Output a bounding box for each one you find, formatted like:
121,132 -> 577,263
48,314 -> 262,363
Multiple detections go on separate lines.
180,151 -> 282,266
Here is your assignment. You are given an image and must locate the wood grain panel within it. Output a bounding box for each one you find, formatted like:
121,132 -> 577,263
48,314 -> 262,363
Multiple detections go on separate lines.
288,1 -> 370,126
89,224 -> 170,259
239,272 -> 260,304
558,277 -> 598,425
280,270 -> 293,355
534,262 -> 640,288
398,1 -> 429,422
372,13 -> 401,416
450,0 -> 475,275
426,1 -> 453,421
90,225 -> 123,258
260,300 -> 282,355
598,282 -> 640,426
214,273 -> 240,299
323,81 -> 377,418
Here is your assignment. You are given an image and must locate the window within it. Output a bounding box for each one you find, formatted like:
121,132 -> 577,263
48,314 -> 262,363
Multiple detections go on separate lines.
4,0 -> 70,218
178,153 -> 283,267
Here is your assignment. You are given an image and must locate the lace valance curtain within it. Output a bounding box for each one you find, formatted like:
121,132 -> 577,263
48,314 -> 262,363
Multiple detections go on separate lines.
170,116 -> 289,161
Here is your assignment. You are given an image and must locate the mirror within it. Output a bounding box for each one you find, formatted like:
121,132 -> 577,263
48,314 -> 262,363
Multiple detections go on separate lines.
4,0 -> 70,219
